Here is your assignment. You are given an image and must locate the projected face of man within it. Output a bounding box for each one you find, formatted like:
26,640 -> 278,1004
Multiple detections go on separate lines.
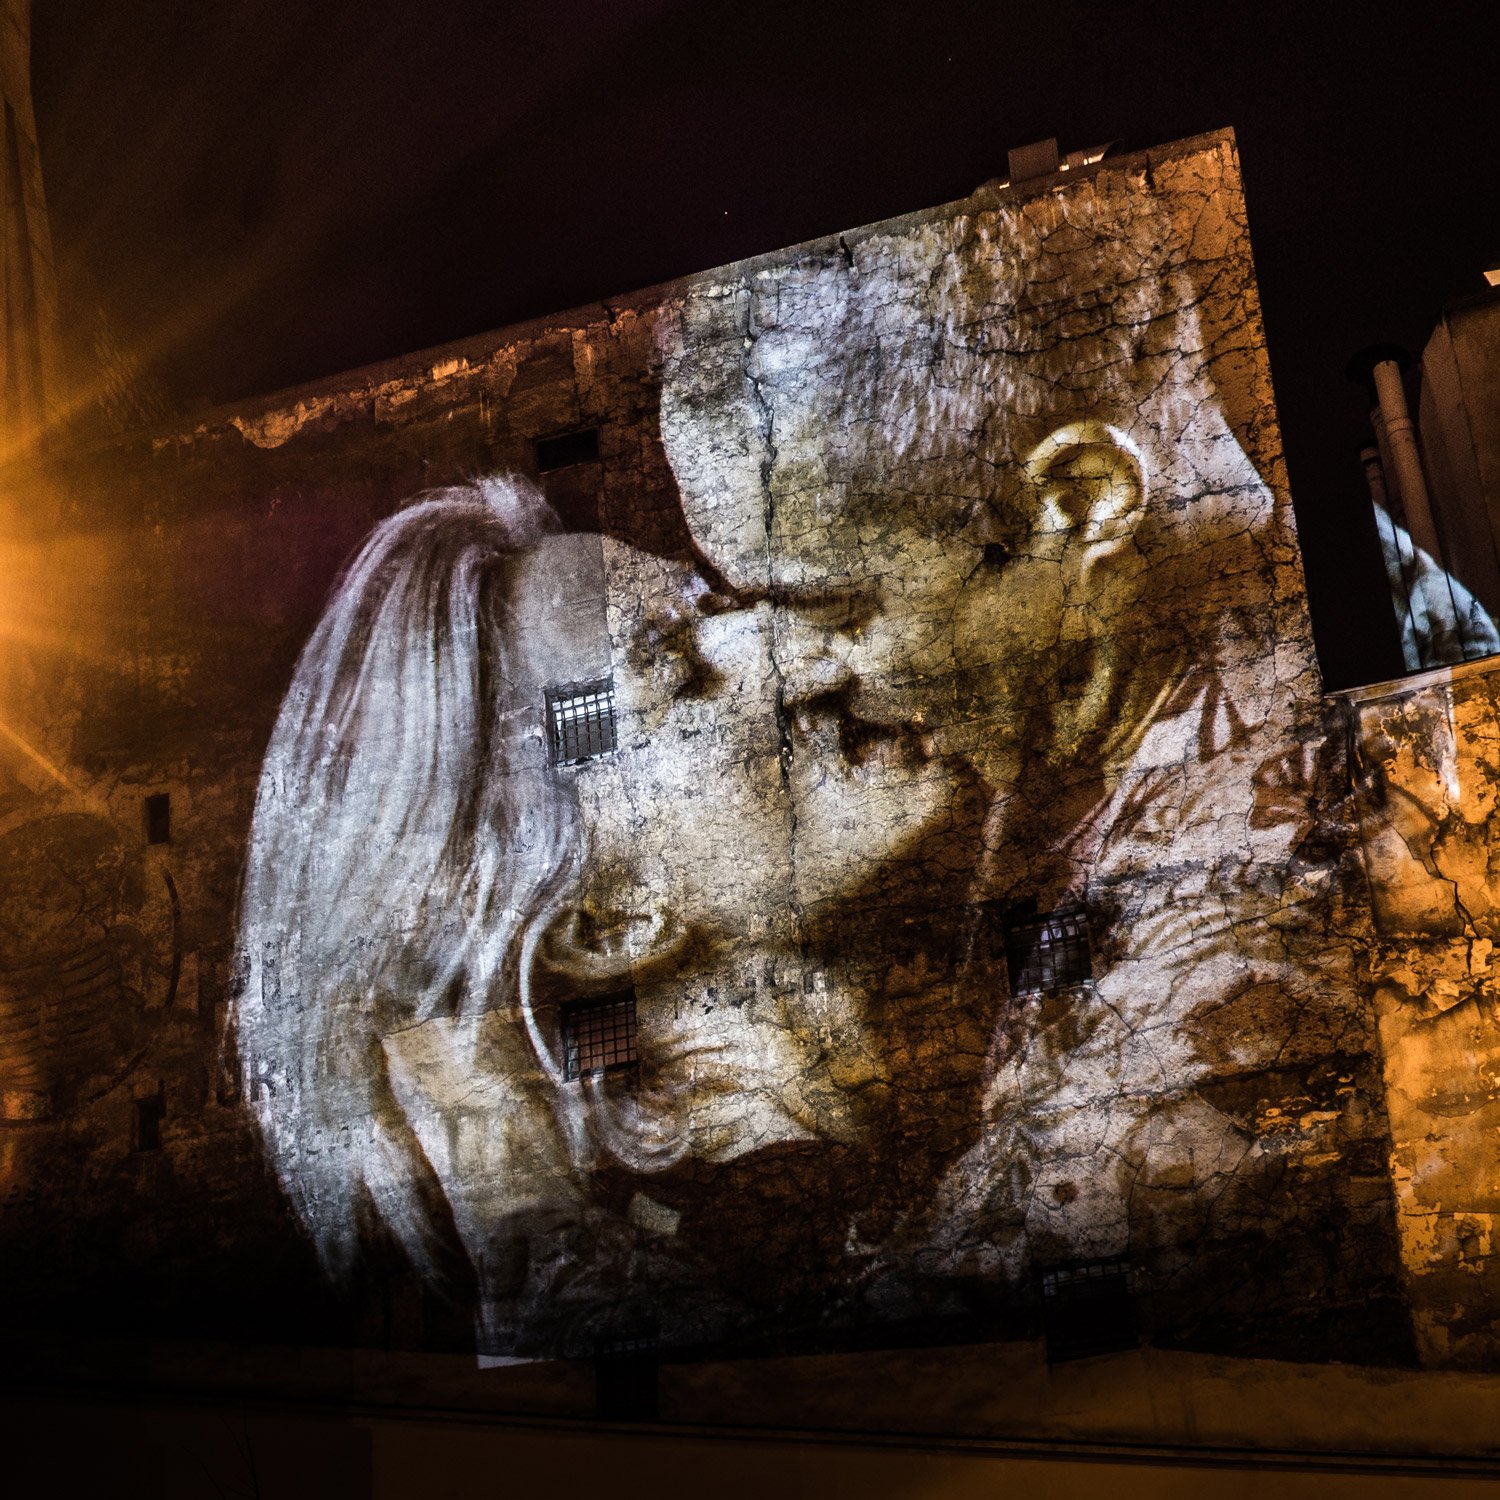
657,272 -> 1163,921
546,257 -> 1179,1274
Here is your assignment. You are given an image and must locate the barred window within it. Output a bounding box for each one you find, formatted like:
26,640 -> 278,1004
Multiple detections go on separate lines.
562,990 -> 639,1081
1003,905 -> 1092,994
1040,1257 -> 1137,1362
547,677 -> 617,764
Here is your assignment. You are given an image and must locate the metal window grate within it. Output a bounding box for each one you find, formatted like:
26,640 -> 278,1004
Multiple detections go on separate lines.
563,990 -> 639,1081
547,677 -> 617,764
535,427 -> 600,473
1040,1257 -> 1137,1362
1004,906 -> 1092,994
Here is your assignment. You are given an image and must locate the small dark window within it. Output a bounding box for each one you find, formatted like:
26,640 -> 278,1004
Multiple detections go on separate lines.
144,792 -> 171,845
563,990 -> 638,1081
1040,1257 -> 1137,1362
547,677 -> 617,764
134,1090 -> 166,1152
535,427 -> 600,473
1004,905 -> 1091,994
595,1341 -> 658,1421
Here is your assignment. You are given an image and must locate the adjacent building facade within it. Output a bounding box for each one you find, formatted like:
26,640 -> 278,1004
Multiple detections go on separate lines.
1359,289 -> 1500,671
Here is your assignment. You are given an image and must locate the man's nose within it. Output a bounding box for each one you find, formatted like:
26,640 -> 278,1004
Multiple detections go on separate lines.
772,644 -> 856,710
767,586 -> 879,703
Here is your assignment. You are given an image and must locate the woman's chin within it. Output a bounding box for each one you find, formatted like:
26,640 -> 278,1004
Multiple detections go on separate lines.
539,906 -> 700,990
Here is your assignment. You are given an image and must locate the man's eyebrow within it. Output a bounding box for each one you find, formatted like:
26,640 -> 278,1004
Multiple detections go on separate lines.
766,583 -> 882,630
693,582 -> 883,631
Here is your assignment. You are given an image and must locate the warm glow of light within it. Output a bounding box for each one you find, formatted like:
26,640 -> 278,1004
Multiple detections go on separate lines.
0,531 -> 125,802
0,532 -> 131,667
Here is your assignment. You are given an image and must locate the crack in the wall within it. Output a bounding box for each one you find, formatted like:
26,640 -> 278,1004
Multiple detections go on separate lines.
741,289 -> 806,957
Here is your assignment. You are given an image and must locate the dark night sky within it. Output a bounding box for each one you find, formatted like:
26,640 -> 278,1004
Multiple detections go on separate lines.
28,1 -> 1498,688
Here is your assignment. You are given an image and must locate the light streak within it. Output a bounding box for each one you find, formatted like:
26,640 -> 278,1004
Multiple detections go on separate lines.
0,718 -> 80,794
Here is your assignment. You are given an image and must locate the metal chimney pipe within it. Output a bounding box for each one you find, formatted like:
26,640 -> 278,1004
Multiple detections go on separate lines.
1369,409 -> 1404,522
1362,444 -> 1421,671
1370,359 -> 1443,567
1349,344 -> 1460,668
1360,444 -> 1390,512
1348,345 -> 1443,567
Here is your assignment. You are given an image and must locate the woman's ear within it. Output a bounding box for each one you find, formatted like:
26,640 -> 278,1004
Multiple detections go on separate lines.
1023,420 -> 1147,594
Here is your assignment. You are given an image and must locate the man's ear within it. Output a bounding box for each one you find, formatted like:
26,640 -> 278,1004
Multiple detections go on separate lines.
1023,420 -> 1147,592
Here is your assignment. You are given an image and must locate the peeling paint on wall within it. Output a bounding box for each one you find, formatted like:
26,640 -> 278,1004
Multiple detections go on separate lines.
1348,659 -> 1500,1366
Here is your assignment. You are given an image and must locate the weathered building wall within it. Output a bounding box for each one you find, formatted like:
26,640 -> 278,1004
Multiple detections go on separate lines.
1347,657 -> 1500,1366
1418,290 -> 1500,621
0,0 -> 60,441
0,129 -> 1421,1372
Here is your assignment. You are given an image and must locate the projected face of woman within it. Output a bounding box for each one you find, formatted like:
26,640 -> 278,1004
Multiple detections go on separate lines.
378,346 -> 1169,1359
378,526 -> 979,1288
544,531 -> 982,1169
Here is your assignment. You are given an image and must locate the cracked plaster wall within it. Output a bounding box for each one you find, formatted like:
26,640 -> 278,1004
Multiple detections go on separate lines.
0,130 -> 1421,1369
1349,661 -> 1500,1366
